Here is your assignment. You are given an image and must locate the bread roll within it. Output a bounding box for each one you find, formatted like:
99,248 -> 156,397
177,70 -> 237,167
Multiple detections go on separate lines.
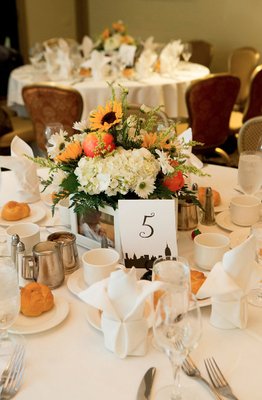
20,282 -> 54,317
190,270 -> 206,295
198,187 -> 221,207
1,201 -> 30,221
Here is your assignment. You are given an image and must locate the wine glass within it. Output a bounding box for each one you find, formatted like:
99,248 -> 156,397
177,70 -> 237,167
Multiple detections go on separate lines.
237,151 -> 262,195
44,122 -> 64,154
181,43 -> 192,63
248,221 -> 262,307
0,257 -> 21,357
153,290 -> 202,400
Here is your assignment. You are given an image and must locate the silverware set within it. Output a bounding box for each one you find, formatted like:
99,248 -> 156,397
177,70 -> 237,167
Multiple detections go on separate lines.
0,344 -> 25,400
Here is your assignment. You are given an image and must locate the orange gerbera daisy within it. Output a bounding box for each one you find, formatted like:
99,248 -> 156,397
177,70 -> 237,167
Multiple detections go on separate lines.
56,141 -> 82,162
89,101 -> 123,131
102,28 -> 110,39
112,21 -> 125,33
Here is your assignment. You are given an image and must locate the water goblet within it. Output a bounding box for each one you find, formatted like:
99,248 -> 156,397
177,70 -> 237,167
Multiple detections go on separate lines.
153,290 -> 202,400
44,122 -> 64,154
248,222 -> 262,307
181,43 -> 192,63
237,151 -> 262,195
0,257 -> 21,357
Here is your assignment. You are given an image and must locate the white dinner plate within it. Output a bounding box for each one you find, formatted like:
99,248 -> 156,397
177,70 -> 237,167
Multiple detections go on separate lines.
0,204 -> 46,226
216,210 -> 247,232
67,268 -> 87,297
9,295 -> 69,335
229,228 -> 251,248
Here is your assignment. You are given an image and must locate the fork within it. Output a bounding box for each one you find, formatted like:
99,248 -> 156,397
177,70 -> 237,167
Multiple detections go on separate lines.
0,345 -> 25,400
0,345 -> 23,386
204,357 -> 239,400
182,356 -> 223,400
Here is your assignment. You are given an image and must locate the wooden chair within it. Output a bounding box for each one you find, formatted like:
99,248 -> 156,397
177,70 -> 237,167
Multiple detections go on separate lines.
230,65 -> 262,133
228,47 -> 260,111
237,116 -> 262,153
188,40 -> 213,68
176,74 -> 240,165
22,84 -> 83,151
0,106 -> 34,154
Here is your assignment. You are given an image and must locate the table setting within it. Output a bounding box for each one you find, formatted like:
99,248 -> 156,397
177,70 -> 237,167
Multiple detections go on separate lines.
0,86 -> 262,400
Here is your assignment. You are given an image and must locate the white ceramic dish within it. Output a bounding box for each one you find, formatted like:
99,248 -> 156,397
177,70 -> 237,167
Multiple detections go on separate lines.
216,210 -> 247,231
0,205 -> 46,226
9,295 -> 69,335
67,268 -> 87,297
229,228 -> 251,248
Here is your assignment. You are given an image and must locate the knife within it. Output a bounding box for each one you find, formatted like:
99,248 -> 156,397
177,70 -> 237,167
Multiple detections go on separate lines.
136,367 -> 156,400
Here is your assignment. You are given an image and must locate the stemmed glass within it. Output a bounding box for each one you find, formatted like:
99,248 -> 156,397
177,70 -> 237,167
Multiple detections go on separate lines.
237,151 -> 262,195
0,257 -> 21,357
248,222 -> 262,307
44,122 -> 64,154
181,43 -> 192,63
153,290 -> 202,400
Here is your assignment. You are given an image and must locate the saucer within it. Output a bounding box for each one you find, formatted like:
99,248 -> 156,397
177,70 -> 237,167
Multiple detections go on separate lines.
67,268 -> 88,297
216,210 -> 248,231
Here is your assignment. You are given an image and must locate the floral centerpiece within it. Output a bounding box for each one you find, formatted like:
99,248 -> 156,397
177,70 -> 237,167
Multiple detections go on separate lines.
94,20 -> 136,53
33,85 -> 204,216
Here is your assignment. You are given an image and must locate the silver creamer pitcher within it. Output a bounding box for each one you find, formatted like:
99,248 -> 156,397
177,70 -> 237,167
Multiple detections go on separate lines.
47,232 -> 79,274
21,241 -> 65,289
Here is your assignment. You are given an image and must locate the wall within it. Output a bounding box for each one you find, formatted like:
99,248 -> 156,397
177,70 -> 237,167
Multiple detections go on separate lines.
87,0 -> 262,72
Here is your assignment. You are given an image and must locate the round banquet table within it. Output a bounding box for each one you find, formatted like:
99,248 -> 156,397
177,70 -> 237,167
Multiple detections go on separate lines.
7,62 -> 209,120
0,164 -> 261,400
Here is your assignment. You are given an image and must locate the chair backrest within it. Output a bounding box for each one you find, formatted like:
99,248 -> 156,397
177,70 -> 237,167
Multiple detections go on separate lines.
237,115 -> 262,153
228,47 -> 260,108
22,84 -> 83,151
242,65 -> 262,123
126,104 -> 169,127
186,73 -> 240,149
188,40 -> 213,68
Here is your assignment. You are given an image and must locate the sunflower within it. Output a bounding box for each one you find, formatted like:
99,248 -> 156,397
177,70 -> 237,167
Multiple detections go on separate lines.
89,101 -> 123,131
56,141 -> 83,162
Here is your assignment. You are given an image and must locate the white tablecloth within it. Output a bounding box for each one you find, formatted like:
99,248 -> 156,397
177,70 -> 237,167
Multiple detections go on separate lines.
7,62 -> 209,119
1,164 -> 262,400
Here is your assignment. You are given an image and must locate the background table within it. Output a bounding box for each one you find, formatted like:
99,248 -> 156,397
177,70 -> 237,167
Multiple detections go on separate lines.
0,164 -> 261,400
7,62 -> 209,120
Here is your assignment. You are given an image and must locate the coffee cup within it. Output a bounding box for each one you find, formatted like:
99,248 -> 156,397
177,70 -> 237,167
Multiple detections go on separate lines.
82,248 -> 123,286
6,222 -> 40,255
229,195 -> 261,226
194,232 -> 230,270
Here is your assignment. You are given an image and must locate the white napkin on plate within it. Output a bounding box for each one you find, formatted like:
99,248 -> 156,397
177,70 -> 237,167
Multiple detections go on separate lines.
83,50 -> 111,81
119,44 -> 137,67
135,49 -> 157,79
79,267 -> 164,358
197,235 -> 261,329
44,38 -> 73,80
160,40 -> 183,76
142,36 -> 159,52
0,136 -> 40,203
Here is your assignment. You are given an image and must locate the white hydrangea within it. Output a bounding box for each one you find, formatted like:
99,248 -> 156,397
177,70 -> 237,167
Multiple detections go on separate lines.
75,147 -> 160,199
104,34 -> 122,52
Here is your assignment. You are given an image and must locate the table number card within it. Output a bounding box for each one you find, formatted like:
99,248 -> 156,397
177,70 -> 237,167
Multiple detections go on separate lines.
118,199 -> 178,269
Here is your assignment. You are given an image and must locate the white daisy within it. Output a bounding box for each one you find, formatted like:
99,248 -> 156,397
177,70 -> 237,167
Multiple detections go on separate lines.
73,119 -> 89,132
47,130 -> 68,159
134,177 -> 155,198
155,149 -> 174,175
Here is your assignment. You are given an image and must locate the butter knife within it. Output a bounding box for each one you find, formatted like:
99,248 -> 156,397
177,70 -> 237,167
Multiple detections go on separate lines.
136,367 -> 156,400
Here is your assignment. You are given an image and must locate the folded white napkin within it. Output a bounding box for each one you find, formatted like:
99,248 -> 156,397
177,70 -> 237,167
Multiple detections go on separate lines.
79,267 -> 164,358
135,49 -> 157,79
160,40 -> 183,77
44,38 -> 73,80
0,136 -> 40,203
119,44 -> 137,67
83,50 -> 111,81
197,235 -> 261,329
80,35 -> 93,59
142,36 -> 159,52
